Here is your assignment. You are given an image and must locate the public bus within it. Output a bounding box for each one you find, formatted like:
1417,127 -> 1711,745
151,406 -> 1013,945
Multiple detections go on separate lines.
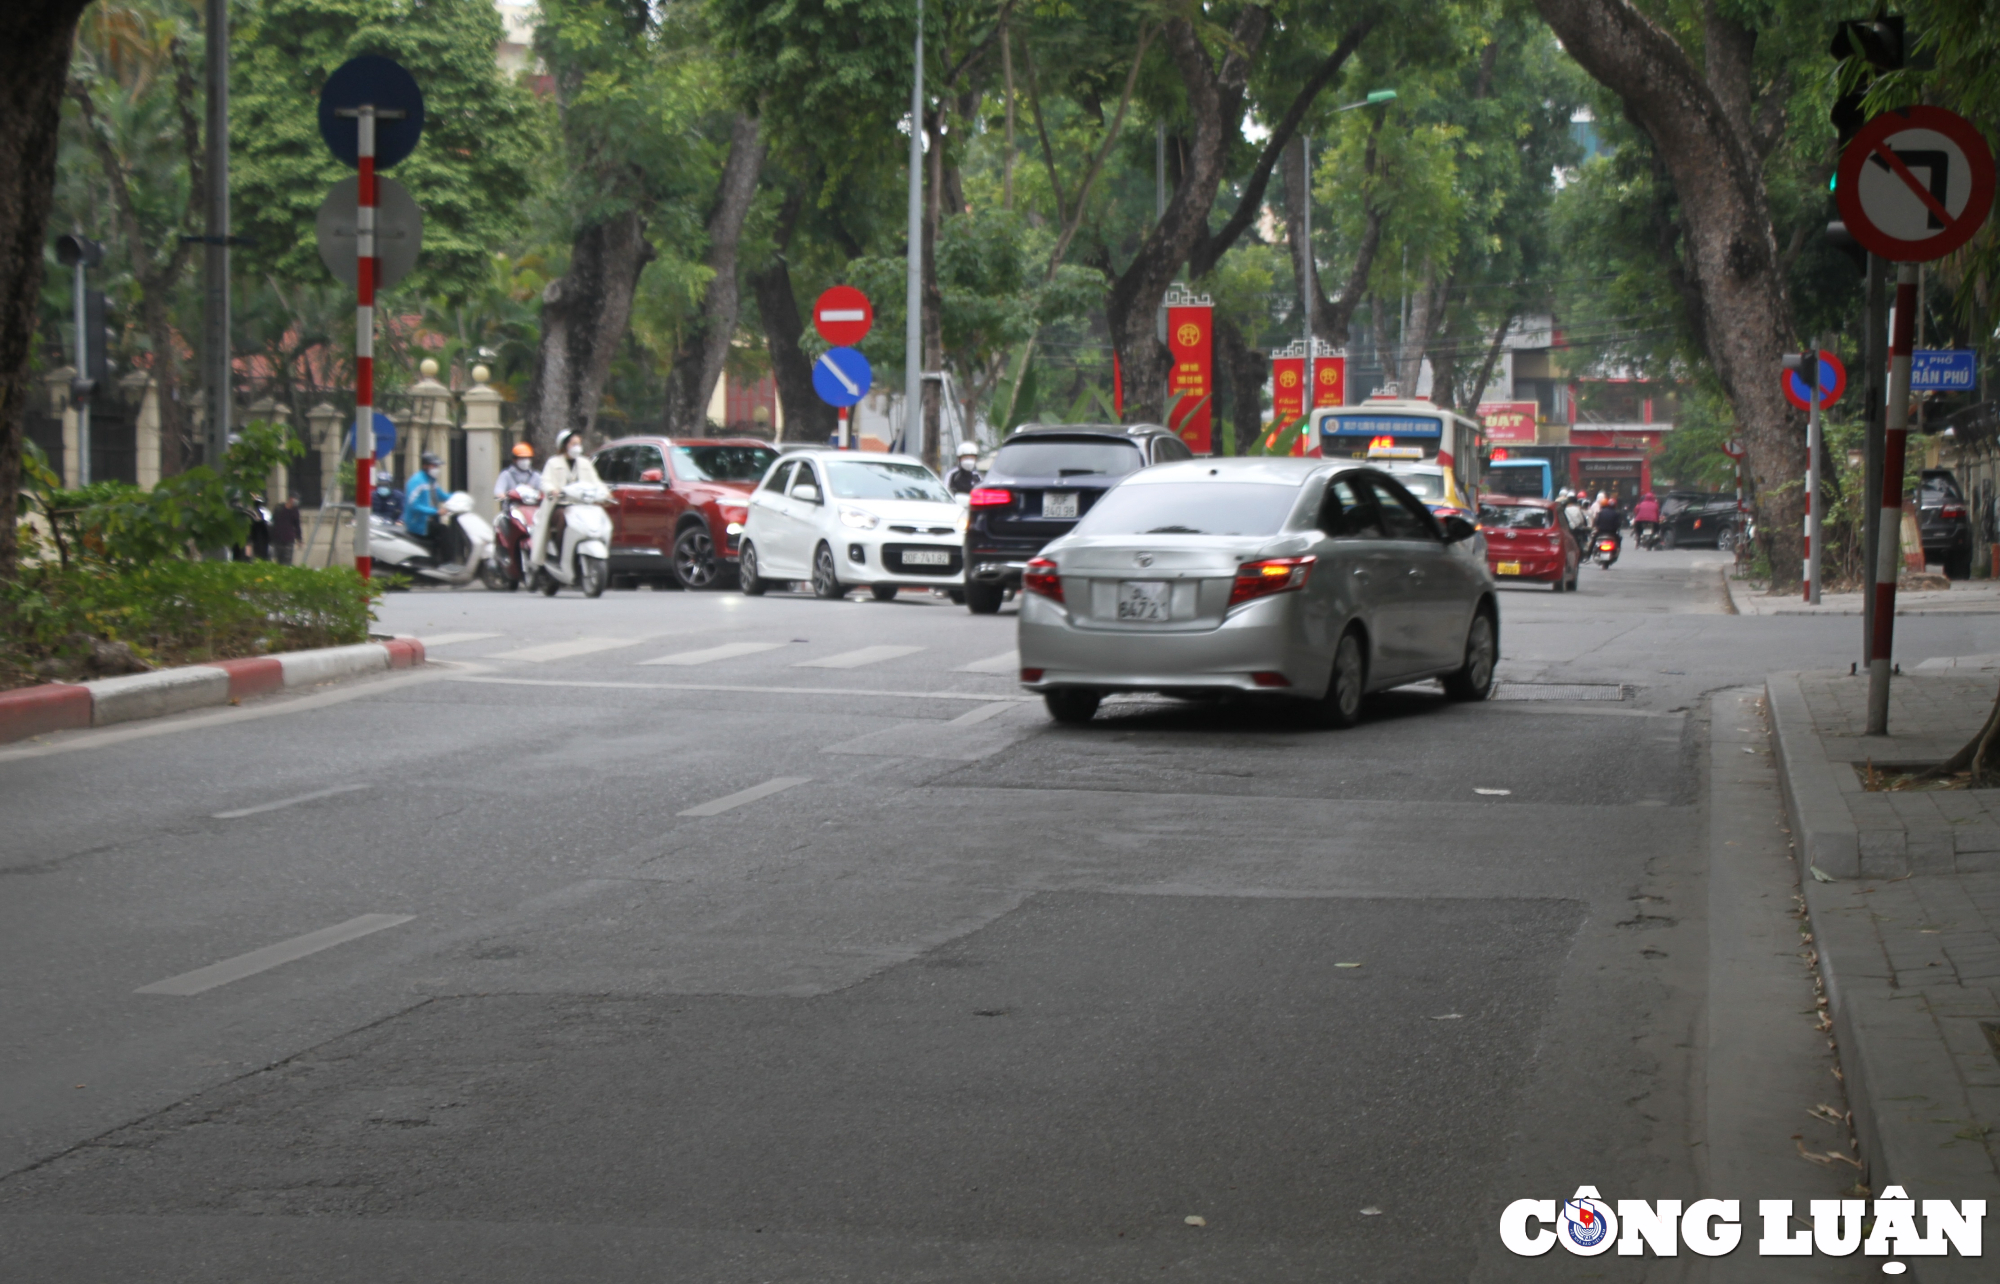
1485,456 -> 1555,499
1312,395 -> 1486,516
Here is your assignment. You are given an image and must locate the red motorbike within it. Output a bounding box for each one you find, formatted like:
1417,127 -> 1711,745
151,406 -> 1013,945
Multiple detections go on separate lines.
487,484 -> 541,590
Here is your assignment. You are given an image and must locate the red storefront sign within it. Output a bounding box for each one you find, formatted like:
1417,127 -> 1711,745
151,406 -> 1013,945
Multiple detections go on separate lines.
1165,289 -> 1213,452
1479,401 -> 1538,445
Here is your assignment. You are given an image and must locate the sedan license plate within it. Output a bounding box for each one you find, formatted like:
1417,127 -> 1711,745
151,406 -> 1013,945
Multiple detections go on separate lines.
903,548 -> 952,566
1041,491 -> 1080,519
1496,561 -> 1521,576
1117,580 -> 1172,622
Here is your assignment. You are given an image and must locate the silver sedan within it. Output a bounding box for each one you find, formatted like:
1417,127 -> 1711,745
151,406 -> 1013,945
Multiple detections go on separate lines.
1016,458 -> 1499,725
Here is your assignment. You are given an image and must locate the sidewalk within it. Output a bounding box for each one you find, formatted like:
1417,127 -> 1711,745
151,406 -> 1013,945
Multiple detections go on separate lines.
1767,668 -> 2000,1277
1730,575 -> 2000,616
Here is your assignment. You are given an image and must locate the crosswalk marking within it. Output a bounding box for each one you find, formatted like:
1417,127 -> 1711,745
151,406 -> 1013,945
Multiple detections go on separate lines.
415,632 -> 503,648
957,649 -> 1019,673
483,637 -> 649,663
639,642 -> 787,666
679,776 -> 811,817
792,645 -> 925,669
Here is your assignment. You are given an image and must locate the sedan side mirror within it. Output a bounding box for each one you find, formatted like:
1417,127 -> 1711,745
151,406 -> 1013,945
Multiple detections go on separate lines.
640,468 -> 665,484
1441,515 -> 1478,544
793,484 -> 821,504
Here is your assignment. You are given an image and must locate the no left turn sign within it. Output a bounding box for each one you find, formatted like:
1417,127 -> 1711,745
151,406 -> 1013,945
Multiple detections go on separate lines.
1836,105 -> 1995,263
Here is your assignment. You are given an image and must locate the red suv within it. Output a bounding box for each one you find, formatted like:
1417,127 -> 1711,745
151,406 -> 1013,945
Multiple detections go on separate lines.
594,436 -> 780,588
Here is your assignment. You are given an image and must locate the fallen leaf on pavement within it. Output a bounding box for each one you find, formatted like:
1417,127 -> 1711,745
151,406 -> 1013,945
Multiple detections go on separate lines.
1360,1207 -> 1383,1216
1184,1215 -> 1206,1227
1335,962 -> 1362,968
1809,866 -> 1835,883
1473,788 -> 1511,795
1428,1013 -> 1463,1020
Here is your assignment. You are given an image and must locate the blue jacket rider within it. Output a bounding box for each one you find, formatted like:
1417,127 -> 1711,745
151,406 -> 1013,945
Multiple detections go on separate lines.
403,452 -> 446,550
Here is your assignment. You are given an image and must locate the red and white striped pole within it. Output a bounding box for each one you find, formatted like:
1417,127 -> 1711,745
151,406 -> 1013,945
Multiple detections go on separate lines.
1865,263 -> 1919,735
1804,350 -> 1821,604
353,104 -> 376,580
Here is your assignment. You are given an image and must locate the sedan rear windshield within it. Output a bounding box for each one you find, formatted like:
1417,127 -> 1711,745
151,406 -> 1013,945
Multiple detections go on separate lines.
674,445 -> 778,482
1479,504 -> 1553,529
992,438 -> 1144,479
827,460 -> 954,503
1072,482 -> 1297,537
1386,470 -> 1444,499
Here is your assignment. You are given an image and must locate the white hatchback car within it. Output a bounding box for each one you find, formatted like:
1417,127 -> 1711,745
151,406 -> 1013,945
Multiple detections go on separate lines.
738,451 -> 968,601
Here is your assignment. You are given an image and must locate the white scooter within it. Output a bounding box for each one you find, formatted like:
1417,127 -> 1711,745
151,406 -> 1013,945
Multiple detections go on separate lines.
531,481 -> 613,598
369,492 -> 496,587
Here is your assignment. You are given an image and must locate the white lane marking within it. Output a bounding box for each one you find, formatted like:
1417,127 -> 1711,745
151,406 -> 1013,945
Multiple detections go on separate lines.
950,701 -> 1017,726
416,632 -> 503,648
482,637 -> 648,663
639,642 -> 787,666
957,649 -> 1019,673
679,776 -> 811,817
136,914 -> 414,995
448,676 -> 1031,703
794,645 -> 925,669
212,782 -> 370,819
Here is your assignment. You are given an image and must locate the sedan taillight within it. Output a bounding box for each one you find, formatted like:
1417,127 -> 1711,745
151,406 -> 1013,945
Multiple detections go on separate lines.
1023,557 -> 1064,603
1940,503 -> 1968,520
969,487 -> 1013,508
1229,555 -> 1315,608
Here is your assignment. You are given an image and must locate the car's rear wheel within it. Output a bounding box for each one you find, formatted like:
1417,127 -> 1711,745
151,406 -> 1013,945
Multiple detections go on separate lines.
965,581 -> 1004,614
1044,688 -> 1101,724
870,584 -> 899,602
1309,628 -> 1368,729
811,543 -> 846,599
1662,527 -> 1679,550
738,541 -> 768,595
673,525 -> 722,589
1443,609 -> 1498,702
1550,570 -> 1565,593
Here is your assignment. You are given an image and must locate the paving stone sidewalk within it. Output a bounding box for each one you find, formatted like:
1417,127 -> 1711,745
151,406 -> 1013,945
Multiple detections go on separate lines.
1767,669 -> 2000,1279
1730,575 -> 2000,616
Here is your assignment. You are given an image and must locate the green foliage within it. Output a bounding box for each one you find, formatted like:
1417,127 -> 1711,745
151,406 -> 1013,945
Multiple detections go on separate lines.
231,0 -> 544,305
2,559 -> 379,686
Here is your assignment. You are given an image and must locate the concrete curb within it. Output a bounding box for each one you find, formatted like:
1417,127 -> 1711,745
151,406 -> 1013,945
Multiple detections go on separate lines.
0,638 -> 424,745
1766,672 -> 1861,879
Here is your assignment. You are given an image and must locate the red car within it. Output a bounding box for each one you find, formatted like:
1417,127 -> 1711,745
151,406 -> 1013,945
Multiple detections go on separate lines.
1478,495 -> 1580,592
593,436 -> 780,588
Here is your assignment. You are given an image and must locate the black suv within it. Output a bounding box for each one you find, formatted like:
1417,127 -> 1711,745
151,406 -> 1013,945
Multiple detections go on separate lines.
1660,492 -> 1743,549
1918,468 -> 1974,579
962,424 -> 1192,613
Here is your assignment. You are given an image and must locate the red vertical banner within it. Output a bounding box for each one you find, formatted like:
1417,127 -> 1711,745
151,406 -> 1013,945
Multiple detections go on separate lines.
1314,355 -> 1345,409
1269,356 -> 1304,450
1164,288 -> 1213,452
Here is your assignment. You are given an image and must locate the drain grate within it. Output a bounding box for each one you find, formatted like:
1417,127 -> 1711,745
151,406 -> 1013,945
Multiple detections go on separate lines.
1493,682 -> 1628,702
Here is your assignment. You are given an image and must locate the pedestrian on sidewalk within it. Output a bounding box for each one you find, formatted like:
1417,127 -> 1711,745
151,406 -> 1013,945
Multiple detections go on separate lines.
271,493 -> 303,565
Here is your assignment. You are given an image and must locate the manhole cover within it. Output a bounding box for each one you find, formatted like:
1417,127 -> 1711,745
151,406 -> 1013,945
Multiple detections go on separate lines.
1493,683 -> 1628,702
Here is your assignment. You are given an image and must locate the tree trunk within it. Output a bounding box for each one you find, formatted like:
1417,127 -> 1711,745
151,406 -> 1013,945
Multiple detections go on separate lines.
749,190 -> 832,444
1,0 -> 94,579
1106,8 -> 1268,423
1399,267 -> 1444,394
662,114 -> 764,434
1533,0 -> 1804,581
522,210 -> 652,453
1213,313 -> 1268,455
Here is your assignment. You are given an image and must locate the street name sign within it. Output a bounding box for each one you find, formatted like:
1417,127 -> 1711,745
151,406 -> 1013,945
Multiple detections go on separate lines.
1910,349 -> 1978,393
318,55 -> 426,169
813,346 -> 872,408
1835,105 -> 1995,262
316,175 -> 423,289
813,286 -> 873,346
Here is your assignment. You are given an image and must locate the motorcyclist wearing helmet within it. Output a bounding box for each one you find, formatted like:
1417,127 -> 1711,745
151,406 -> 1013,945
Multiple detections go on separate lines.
495,440 -> 540,498
404,452 -> 450,562
530,429 -> 603,570
1591,492 -> 1625,557
945,441 -> 983,495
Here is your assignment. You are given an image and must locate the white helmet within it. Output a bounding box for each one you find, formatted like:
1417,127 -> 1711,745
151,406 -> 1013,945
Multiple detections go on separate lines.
956,441 -> 979,457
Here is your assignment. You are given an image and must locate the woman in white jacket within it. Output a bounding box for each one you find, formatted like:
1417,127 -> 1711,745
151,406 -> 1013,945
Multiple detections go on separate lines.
529,429 -> 603,569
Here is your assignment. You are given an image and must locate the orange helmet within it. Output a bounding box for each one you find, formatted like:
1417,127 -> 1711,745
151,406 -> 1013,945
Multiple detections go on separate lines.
511,442 -> 534,459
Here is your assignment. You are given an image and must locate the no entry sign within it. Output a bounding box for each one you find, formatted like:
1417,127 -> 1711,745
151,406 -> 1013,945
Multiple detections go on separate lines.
1782,350 -> 1847,412
1836,105 -> 1995,263
813,286 -> 873,347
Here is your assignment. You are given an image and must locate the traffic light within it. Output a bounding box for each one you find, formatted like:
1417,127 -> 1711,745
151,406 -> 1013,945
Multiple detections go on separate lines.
1829,15 -> 1904,147
54,234 -> 104,268
1825,221 -> 1865,273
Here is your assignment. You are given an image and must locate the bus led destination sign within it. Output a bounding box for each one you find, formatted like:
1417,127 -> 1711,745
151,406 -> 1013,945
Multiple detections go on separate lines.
1322,413 -> 1443,438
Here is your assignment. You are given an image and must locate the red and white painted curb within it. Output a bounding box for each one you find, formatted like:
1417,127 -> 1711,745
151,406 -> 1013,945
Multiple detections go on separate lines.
0,638 -> 424,744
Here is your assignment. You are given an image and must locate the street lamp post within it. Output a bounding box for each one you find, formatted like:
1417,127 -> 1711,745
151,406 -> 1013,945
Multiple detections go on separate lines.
1298,91 -> 1394,428
55,234 -> 104,486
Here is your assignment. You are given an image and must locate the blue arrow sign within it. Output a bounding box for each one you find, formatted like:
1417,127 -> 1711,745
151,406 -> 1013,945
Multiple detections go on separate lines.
319,56 -> 426,170
1911,350 -> 1978,393
813,346 -> 873,408
346,411 -> 397,460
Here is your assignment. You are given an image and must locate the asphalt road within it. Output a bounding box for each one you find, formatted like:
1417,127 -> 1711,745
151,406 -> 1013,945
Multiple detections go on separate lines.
4,550 -> 1996,1281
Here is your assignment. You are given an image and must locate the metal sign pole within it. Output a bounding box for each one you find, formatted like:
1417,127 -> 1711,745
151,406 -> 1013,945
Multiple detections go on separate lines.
354,104 -> 376,580
72,256 -> 90,486
903,2 -> 924,444
1299,134 -> 1313,437
1866,262 -> 1919,735
1805,351 -> 1821,604
203,0 -> 230,473
1861,253 -> 1886,667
